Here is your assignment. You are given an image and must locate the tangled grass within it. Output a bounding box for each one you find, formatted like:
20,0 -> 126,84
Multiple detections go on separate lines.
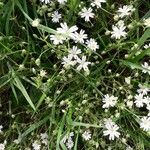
0,0 -> 150,149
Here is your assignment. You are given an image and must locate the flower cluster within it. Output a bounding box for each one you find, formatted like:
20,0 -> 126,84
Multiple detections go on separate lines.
1,0 -> 150,149
49,22 -> 99,73
104,5 -> 135,40
134,84 -> 150,108
62,132 -> 74,149
32,133 -> 49,150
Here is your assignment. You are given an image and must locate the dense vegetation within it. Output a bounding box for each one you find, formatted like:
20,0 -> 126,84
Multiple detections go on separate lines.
0,0 -> 150,149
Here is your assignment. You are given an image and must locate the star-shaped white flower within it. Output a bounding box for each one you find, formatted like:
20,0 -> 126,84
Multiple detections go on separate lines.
51,11 -> 62,23
91,0 -> 106,8
117,5 -> 135,18
102,94 -> 118,108
143,17 -> 150,28
140,116 -> 150,131
79,7 -> 94,22
50,34 -> 65,45
82,130 -> 92,141
134,93 -> 146,108
142,62 -> 150,74
57,0 -> 67,4
68,46 -> 81,59
62,55 -> 76,68
86,38 -> 99,51
73,29 -> 88,43
103,120 -> 120,140
76,56 -> 91,72
57,22 -> 78,39
111,22 -> 127,39
32,141 -> 41,150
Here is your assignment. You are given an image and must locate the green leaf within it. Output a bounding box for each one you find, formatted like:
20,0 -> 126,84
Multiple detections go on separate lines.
0,75 -> 11,89
131,48 -> 150,62
128,27 -> 150,59
56,113 -> 66,150
142,10 -> 150,20
13,75 -> 36,111
121,60 -> 150,72
137,28 -> 150,48
5,1 -> 14,35
10,82 -> 19,103
36,92 -> 47,110
19,116 -> 50,140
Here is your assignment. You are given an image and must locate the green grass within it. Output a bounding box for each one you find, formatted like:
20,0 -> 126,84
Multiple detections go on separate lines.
0,0 -> 150,149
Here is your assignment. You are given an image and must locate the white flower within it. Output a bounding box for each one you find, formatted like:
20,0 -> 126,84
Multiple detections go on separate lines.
143,17 -> 150,28
126,146 -> 133,150
0,143 -> 5,150
68,46 -> 81,59
39,70 -> 47,77
82,130 -> 92,141
40,133 -> 48,140
41,138 -> 48,146
73,29 -> 87,43
142,62 -> 150,74
62,132 -> 74,149
144,96 -> 150,105
79,7 -> 94,22
40,133 -> 48,146
51,11 -> 62,23
32,19 -> 40,27
62,55 -> 76,68
76,56 -> 91,72
107,147 -> 112,150
13,139 -> 20,144
32,141 -> 41,150
147,104 -> 150,111
103,118 -> 115,127
137,84 -> 150,95
66,138 -> 74,149
32,68 -> 36,74
116,20 -> 125,26
134,93 -> 145,108
125,76 -> 131,84
144,43 -> 150,49
103,120 -> 120,140
62,132 -> 74,143
111,21 -> 127,39
117,5 -> 135,18
57,0 -> 67,4
56,22 -> 78,39
91,0 -> 106,8
50,34 -> 65,45
0,125 -> 3,133
40,0 -> 50,4
86,38 -> 99,51
126,100 -> 133,109
102,94 -> 118,108
35,58 -> 40,66
140,116 -> 150,131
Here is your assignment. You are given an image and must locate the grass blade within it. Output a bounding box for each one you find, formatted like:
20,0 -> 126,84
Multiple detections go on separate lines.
19,116 -> 50,140
13,75 -> 36,111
